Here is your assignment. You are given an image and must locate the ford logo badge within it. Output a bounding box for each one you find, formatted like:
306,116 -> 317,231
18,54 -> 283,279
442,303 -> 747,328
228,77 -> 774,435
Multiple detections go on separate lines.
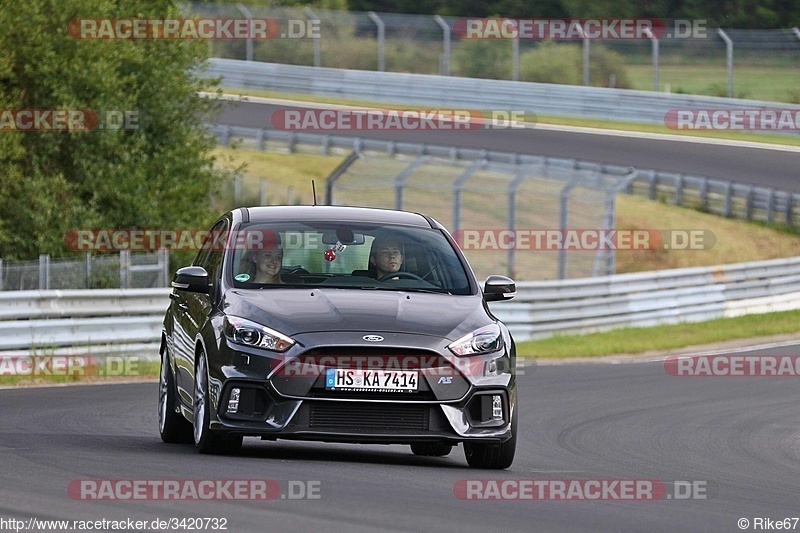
363,335 -> 384,342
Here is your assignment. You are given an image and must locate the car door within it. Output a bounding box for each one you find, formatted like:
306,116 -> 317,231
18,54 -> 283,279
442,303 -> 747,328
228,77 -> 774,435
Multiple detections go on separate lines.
174,219 -> 229,400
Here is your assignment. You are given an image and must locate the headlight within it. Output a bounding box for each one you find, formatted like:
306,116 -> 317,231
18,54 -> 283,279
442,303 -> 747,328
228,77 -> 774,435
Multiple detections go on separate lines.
223,315 -> 295,352
447,324 -> 503,356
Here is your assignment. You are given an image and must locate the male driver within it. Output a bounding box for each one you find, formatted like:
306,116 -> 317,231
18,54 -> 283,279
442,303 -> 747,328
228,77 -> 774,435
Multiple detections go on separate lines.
369,235 -> 403,279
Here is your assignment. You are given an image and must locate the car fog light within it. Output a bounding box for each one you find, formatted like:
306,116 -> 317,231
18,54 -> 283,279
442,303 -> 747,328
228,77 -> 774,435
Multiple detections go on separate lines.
492,395 -> 503,420
227,388 -> 241,414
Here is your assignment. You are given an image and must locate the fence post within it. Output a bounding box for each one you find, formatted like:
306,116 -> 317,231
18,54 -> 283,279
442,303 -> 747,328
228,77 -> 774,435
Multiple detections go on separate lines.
235,3 -> 254,61
512,37 -> 519,81
452,158 -> 487,233
393,156 -> 429,210
787,193 -> 795,226
304,7 -> 321,67
644,27 -> 659,91
576,24 -> 590,86
39,254 -> 50,290
584,37 -> 590,86
85,252 -> 92,289
433,15 -> 451,76
120,250 -> 130,289
368,12 -> 385,72
724,182 -> 733,217
699,177 -> 708,210
648,170 -> 657,200
256,128 -> 265,151
558,179 -> 580,279
507,168 -> 532,279
159,248 -> 169,287
767,189 -> 775,224
745,186 -> 754,221
717,29 -> 733,98
674,174 -> 684,205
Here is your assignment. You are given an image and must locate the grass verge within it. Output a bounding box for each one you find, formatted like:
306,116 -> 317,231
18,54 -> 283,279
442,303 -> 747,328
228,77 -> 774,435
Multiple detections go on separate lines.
516,310 -> 800,359
0,361 -> 159,387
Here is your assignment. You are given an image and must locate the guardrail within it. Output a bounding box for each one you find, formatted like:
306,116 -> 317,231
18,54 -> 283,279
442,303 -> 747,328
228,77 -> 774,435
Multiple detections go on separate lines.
207,58 -> 800,131
497,256 -> 800,340
211,124 -> 800,227
0,289 -> 168,361
2,256 -> 799,356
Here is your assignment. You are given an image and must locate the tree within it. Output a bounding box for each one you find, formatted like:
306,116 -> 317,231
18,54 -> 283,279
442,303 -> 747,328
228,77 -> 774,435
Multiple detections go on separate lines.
0,0 -> 227,260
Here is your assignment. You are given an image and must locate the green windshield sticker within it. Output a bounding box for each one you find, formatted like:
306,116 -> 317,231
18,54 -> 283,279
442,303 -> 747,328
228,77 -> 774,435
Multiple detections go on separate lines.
234,273 -> 250,282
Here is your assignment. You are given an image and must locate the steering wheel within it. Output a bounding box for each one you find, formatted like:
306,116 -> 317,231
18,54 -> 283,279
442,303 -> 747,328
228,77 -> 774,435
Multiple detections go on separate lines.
377,271 -> 426,282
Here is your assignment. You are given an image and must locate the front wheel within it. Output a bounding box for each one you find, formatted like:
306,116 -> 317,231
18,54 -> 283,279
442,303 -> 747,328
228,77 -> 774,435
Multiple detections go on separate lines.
463,409 -> 517,469
193,351 -> 242,455
159,347 -> 192,444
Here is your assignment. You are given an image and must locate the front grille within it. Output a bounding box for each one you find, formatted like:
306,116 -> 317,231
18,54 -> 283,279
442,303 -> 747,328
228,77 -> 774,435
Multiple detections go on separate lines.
309,402 -> 429,431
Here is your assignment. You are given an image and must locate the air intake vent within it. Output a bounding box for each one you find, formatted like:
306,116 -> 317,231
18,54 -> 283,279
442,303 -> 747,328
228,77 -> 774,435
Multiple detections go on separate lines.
309,402 -> 429,431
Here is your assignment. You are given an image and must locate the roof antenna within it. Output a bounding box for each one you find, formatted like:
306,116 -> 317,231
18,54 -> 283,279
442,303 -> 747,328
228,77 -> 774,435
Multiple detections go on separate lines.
311,180 -> 317,206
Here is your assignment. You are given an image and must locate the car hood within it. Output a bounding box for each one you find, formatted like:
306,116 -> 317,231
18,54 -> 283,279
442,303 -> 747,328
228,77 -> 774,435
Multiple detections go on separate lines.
223,288 -> 491,341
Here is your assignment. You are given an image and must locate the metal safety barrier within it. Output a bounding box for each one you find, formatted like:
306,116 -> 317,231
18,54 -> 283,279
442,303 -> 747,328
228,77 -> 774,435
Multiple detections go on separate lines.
493,256 -> 800,340
207,58 -> 800,130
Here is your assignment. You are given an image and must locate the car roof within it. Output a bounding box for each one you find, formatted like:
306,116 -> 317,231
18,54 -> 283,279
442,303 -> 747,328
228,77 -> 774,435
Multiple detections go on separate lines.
242,206 -> 435,228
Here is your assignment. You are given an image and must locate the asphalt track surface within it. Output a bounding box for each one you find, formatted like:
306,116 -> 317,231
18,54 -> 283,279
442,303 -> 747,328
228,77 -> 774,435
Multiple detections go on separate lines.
2,343 -> 800,532
216,100 -> 800,192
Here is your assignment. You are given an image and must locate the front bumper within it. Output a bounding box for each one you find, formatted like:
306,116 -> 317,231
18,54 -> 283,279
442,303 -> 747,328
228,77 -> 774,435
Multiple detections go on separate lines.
204,332 -> 516,444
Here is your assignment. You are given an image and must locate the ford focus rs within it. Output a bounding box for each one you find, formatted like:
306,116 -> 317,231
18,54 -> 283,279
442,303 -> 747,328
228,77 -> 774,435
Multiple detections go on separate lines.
159,205 -> 518,468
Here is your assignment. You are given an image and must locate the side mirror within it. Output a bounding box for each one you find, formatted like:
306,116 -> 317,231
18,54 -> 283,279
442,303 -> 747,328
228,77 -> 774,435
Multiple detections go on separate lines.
171,266 -> 210,294
483,275 -> 516,302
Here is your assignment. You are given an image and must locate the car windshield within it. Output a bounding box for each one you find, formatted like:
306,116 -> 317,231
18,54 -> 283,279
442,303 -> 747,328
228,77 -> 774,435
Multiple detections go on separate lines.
228,221 -> 471,295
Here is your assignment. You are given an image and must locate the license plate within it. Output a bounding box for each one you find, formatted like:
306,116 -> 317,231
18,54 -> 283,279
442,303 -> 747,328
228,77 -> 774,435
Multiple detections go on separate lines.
325,368 -> 418,392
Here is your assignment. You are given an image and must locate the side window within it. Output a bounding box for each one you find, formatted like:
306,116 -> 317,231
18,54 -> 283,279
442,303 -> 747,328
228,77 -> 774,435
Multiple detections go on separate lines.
196,219 -> 229,284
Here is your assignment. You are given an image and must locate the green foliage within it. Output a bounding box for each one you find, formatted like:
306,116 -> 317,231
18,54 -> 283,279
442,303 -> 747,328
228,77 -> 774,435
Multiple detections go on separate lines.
518,42 -> 632,88
0,0 -> 228,260
452,40 -> 512,79
701,82 -> 752,99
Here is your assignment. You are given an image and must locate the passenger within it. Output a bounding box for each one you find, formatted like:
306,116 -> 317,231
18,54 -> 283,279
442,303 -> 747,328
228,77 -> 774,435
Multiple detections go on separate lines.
238,232 -> 284,284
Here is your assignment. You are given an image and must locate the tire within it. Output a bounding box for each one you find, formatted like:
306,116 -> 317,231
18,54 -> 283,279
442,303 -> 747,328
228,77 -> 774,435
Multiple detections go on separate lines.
463,409 -> 517,469
159,347 -> 193,444
410,442 -> 453,457
193,351 -> 243,455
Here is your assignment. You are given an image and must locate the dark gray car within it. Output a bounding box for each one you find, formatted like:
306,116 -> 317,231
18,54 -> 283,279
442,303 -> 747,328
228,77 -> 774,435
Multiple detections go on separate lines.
159,205 -> 518,468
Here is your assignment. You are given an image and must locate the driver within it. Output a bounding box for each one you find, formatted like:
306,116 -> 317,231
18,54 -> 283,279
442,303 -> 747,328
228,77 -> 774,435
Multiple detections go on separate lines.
369,235 -> 404,280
